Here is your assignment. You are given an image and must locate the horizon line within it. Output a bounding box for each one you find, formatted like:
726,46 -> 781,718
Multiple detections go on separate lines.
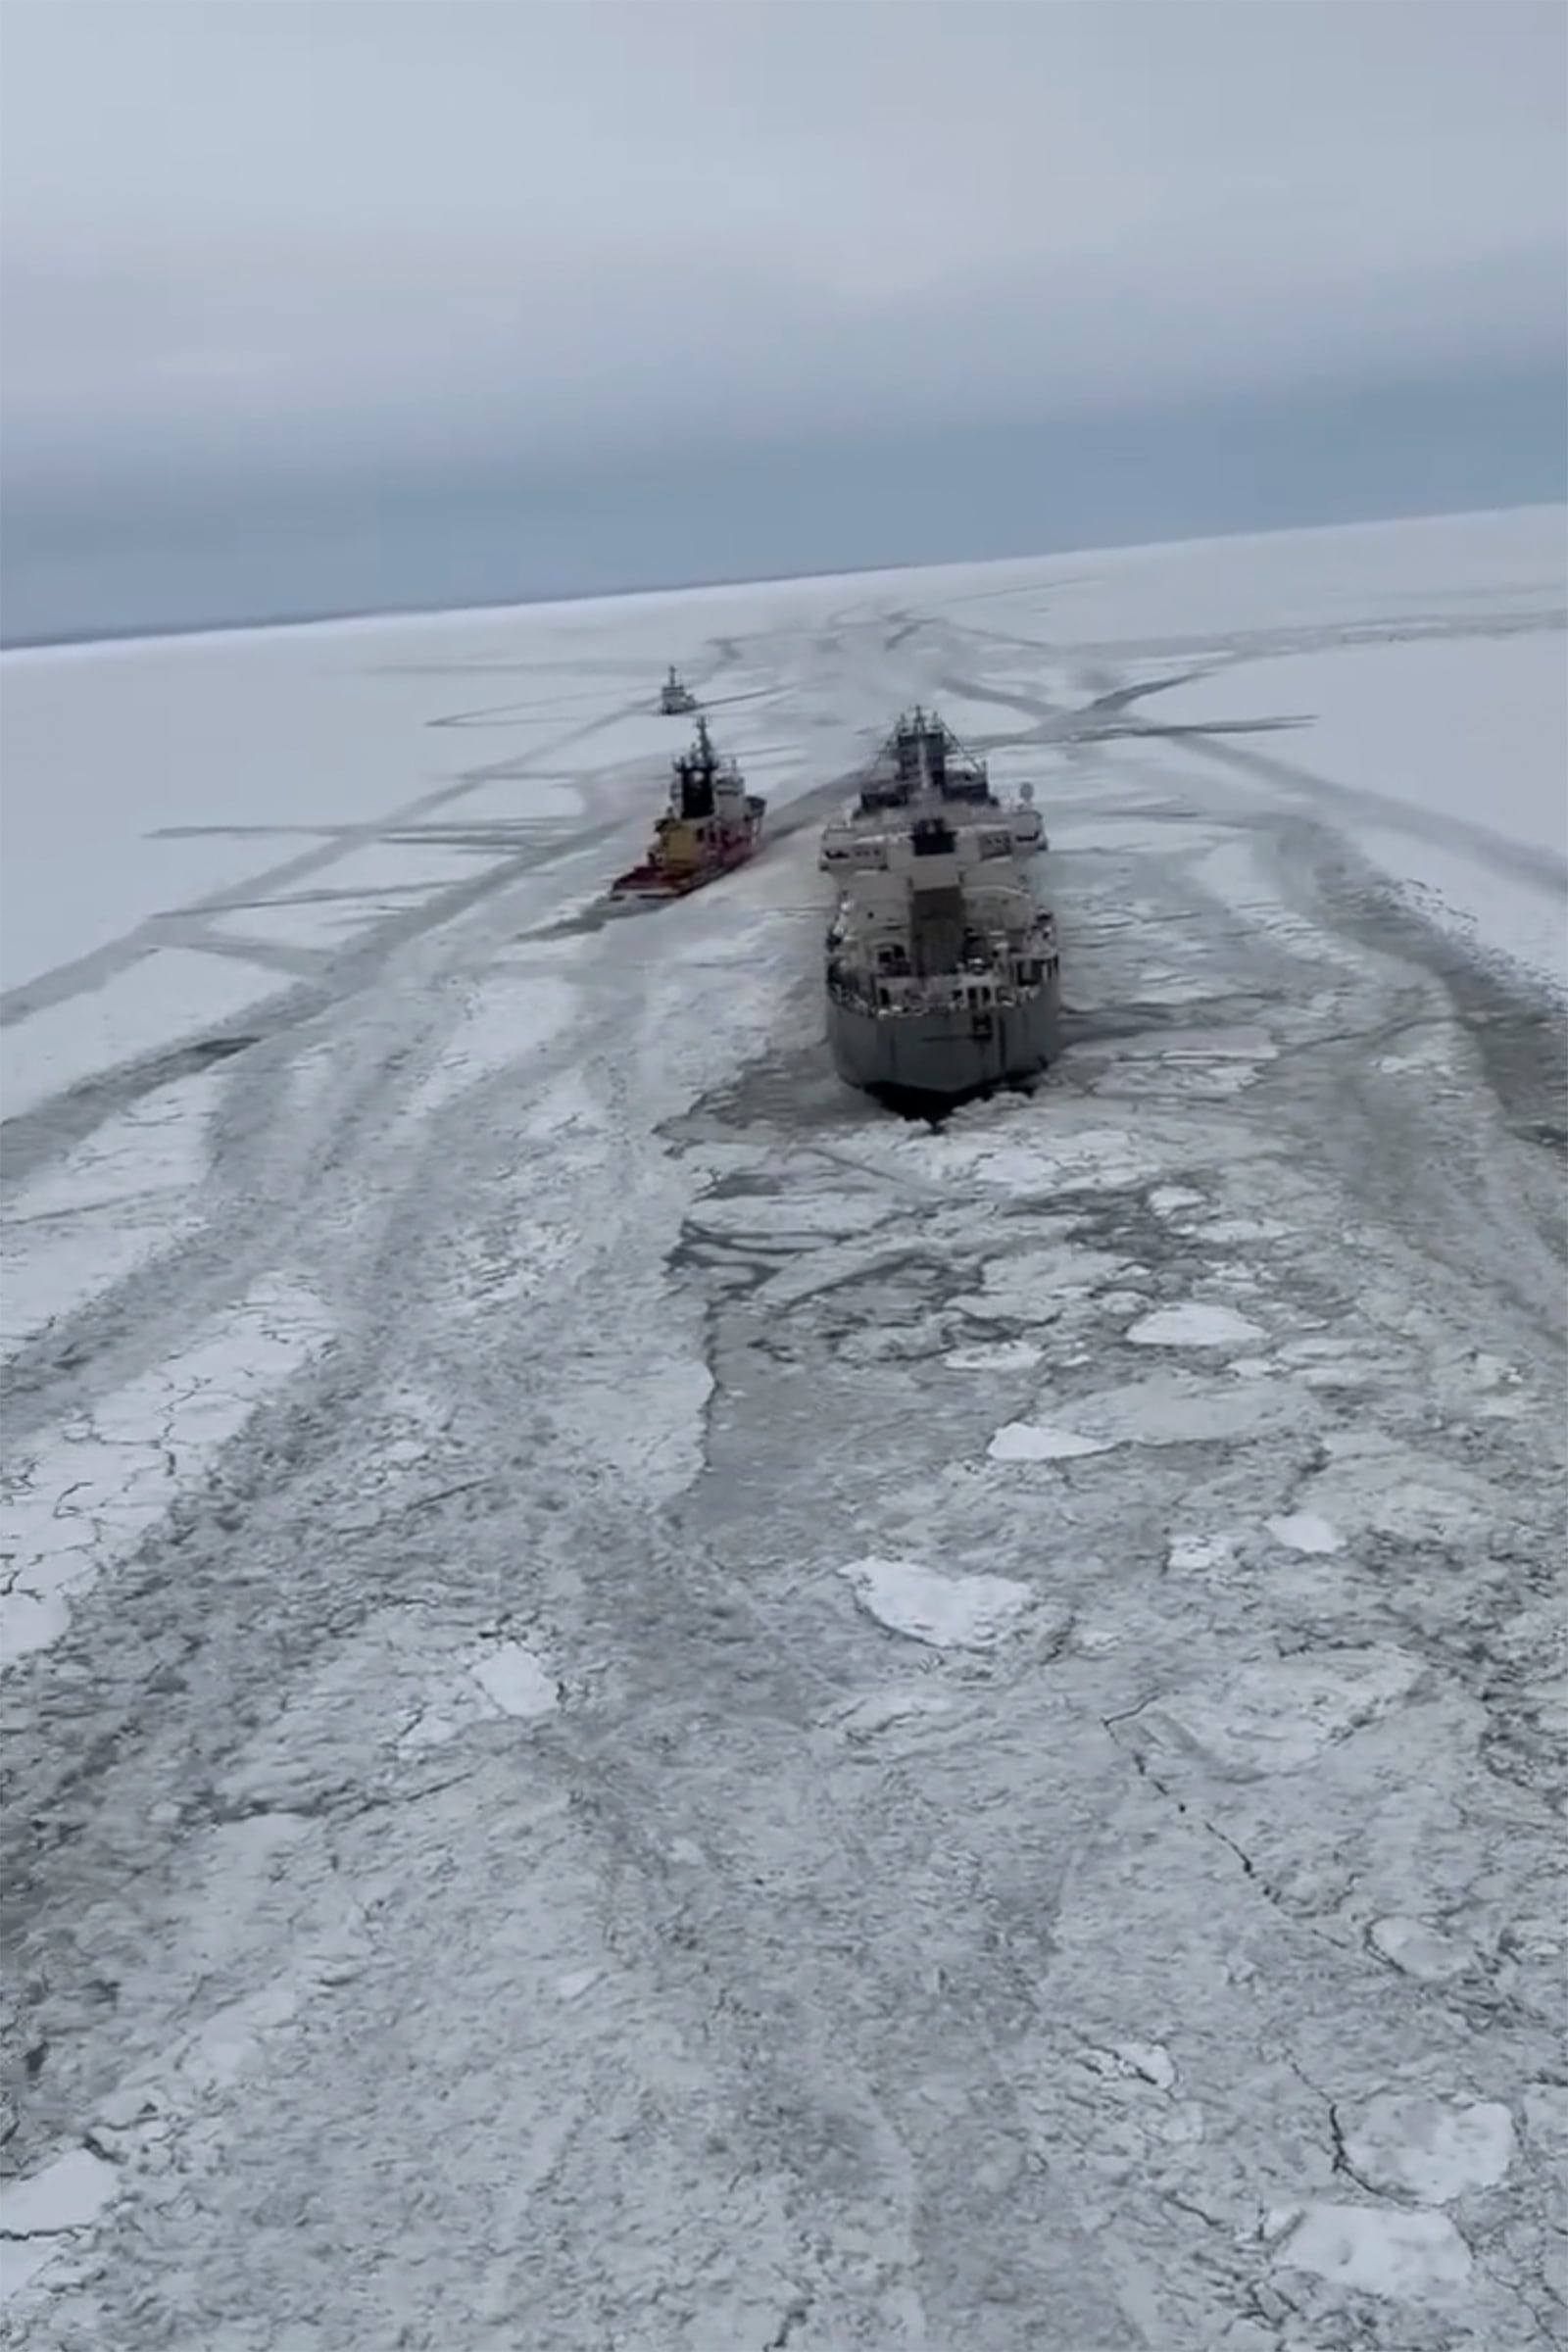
2,496 -> 1561,661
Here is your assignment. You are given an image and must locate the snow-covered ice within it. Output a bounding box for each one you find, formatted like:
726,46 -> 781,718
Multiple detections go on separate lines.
2,508 -> 1563,2352
1340,2091 -> 1515,2203
1153,627 -> 1568,996
1368,1916 -> 1483,1984
838,1556 -> 1034,1648
1149,1646 -> 1424,1776
0,2149 -> 120,2303
1275,2203 -> 1473,2301
3,950 -> 277,1122
467,1640 -> 560,1722
402,970 -> 578,1117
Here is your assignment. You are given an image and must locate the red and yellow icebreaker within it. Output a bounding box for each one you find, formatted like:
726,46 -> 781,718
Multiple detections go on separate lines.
608,716 -> 767,904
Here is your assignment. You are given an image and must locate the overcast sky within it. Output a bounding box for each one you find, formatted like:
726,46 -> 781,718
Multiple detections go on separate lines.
2,0 -> 1564,637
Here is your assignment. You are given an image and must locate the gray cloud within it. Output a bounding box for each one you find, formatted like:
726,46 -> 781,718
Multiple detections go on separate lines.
3,0 -> 1564,494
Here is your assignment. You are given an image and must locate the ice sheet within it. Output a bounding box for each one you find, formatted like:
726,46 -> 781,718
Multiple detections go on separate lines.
3,951 -> 276,1120
1151,629 -> 1568,993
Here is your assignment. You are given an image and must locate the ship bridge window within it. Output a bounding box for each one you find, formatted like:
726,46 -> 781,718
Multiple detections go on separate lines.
910,816 -> 956,858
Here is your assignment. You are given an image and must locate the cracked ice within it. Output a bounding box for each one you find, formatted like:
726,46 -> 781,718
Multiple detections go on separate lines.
2,511 -> 1564,2352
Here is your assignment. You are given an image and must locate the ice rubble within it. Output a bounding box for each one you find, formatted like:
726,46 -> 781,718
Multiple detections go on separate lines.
1,1277 -> 334,1669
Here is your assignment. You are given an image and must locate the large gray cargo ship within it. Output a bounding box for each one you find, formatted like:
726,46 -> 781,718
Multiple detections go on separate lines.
823,710 -> 1061,1102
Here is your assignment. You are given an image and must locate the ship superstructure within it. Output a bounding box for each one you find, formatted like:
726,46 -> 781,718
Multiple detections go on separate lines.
822,710 -> 1059,1099
659,665 -> 699,714
819,707 -> 1043,876
609,715 -> 765,904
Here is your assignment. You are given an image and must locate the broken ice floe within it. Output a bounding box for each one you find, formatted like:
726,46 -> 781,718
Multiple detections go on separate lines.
686,1190 -> 897,1243
1096,1287 -> 1151,1316
1271,1334 -> 1408,1391
827,1684 -> 957,1741
923,1122 -> 1167,1195
1274,2203 -> 1472,2301
1377,1031 -> 1458,1078
943,1339 -> 1045,1372
398,1638 -> 560,1753
1081,2041 -> 1178,2090
1522,2083 -> 1568,2162
1127,1301 -> 1266,1348
1149,1186 -> 1206,1216
1285,1432 -> 1520,1546
556,1967 -> 606,2004
1053,1370 -> 1312,1449
468,1641 -> 560,1721
1194,1216 -> 1295,1244
838,1556 -> 1032,1650
951,1240 -> 1132,1327
1340,2092 -> 1514,2203
1264,1511 -> 1343,1555
1368,1916 -> 1481,1983
1166,1533 -> 1239,1574
987,1423 -> 1117,1463
1145,1645 -> 1422,1776
0,2146 -> 120,2303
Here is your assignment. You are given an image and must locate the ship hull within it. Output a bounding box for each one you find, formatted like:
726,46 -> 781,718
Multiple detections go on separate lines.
828,979 -> 1061,1101
608,808 -> 766,904
608,857 -> 749,904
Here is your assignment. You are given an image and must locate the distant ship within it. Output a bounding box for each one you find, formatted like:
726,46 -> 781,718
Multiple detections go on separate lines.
822,710 -> 1060,1100
659,665 -> 699,714
609,715 -> 765,904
